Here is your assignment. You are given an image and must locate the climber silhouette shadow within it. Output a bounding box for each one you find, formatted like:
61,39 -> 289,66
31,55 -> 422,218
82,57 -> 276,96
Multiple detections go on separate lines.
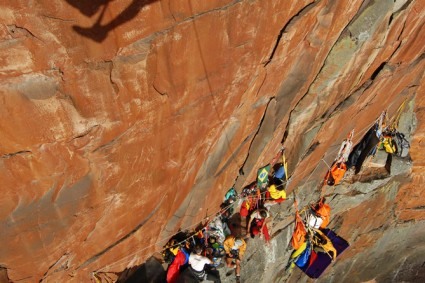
116,256 -> 165,283
65,0 -> 158,42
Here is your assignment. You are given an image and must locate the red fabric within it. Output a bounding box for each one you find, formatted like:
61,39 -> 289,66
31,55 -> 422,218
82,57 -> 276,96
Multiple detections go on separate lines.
166,250 -> 186,283
265,192 -> 285,203
251,219 -> 264,235
262,221 -> 270,242
274,197 -> 285,203
251,219 -> 270,242
240,196 -> 258,217
240,201 -> 249,217
308,250 -> 318,268
251,226 -> 260,235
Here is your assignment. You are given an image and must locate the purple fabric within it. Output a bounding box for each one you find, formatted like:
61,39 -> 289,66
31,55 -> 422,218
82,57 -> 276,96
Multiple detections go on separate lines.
299,229 -> 349,278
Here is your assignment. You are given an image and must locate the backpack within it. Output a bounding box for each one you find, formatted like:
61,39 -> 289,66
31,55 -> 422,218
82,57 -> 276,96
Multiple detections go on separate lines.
274,164 -> 286,180
291,211 -> 307,250
312,199 -> 331,229
324,162 -> 347,186
393,132 -> 410,157
331,162 -> 347,185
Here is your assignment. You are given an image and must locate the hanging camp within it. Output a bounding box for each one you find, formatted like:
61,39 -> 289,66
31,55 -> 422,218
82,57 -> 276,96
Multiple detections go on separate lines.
287,206 -> 349,279
324,130 -> 353,186
347,113 -> 385,174
378,101 -> 411,157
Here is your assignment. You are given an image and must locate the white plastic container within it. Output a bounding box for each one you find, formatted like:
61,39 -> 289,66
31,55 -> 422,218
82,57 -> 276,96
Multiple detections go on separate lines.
307,214 -> 323,229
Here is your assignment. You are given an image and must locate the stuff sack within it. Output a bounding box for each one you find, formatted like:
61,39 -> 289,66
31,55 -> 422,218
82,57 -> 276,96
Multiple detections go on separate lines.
274,164 -> 286,180
393,132 -> 410,157
240,195 -> 257,217
240,200 -> 250,217
291,211 -> 307,250
331,162 -> 347,185
325,162 -> 347,186
313,200 -> 331,229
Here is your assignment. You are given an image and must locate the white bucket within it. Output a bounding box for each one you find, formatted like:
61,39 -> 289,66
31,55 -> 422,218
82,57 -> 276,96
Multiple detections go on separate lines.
307,214 -> 323,229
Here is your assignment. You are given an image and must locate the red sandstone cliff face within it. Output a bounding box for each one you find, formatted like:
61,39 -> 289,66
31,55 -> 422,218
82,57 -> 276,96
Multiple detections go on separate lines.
0,0 -> 424,282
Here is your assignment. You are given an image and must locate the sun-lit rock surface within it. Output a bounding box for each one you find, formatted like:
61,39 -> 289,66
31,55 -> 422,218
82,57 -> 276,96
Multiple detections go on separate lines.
0,0 -> 423,282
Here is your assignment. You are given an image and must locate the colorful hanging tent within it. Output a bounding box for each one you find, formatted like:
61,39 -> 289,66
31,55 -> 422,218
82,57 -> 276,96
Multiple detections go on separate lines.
299,229 -> 349,279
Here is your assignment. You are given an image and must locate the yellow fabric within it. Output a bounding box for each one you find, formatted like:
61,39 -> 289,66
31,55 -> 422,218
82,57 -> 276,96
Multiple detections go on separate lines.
389,99 -> 407,131
313,229 -> 337,261
382,137 -> 396,153
170,246 -> 180,256
223,235 -> 247,258
290,242 -> 307,259
268,184 -> 286,200
289,241 -> 307,269
283,153 -> 288,181
245,201 -> 250,210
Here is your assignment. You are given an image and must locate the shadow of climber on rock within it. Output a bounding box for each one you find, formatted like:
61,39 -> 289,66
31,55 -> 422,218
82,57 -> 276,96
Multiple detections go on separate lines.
65,0 -> 158,42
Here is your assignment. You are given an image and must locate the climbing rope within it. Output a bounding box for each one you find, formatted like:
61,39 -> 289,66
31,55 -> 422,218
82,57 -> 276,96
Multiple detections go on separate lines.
289,111 -> 392,191
94,186 -> 300,275
335,129 -> 354,163
388,98 -> 408,131
93,98 -> 409,277
287,109 -> 398,210
94,189 -> 272,273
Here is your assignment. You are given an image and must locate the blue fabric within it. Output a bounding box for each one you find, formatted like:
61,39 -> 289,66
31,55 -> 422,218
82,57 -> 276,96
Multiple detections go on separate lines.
295,242 -> 312,268
181,248 -> 190,265
274,166 -> 286,179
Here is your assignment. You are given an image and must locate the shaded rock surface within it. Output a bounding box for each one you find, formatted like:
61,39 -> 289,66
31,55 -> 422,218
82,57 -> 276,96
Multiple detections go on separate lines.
0,0 -> 424,282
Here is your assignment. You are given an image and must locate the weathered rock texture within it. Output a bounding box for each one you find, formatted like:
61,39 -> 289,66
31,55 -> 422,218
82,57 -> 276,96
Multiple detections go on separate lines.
0,0 -> 423,282
233,96 -> 425,283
